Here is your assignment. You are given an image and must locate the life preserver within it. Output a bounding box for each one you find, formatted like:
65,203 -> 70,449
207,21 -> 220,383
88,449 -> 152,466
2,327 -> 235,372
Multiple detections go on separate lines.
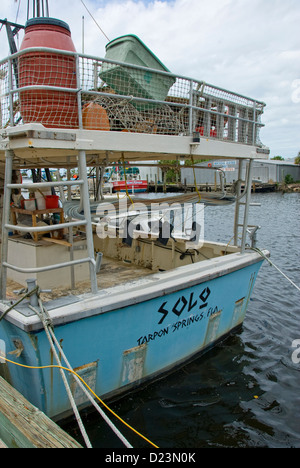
208,163 -> 212,168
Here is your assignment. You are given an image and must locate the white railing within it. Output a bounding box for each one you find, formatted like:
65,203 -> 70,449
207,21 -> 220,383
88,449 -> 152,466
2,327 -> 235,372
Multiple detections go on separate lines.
0,47 -> 266,146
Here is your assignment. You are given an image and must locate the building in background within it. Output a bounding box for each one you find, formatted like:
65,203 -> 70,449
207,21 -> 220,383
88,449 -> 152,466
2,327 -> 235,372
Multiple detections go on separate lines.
181,159 -> 300,186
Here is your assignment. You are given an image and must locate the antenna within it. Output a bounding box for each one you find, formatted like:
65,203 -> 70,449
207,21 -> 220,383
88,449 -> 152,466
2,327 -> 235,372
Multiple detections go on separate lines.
27,0 -> 50,19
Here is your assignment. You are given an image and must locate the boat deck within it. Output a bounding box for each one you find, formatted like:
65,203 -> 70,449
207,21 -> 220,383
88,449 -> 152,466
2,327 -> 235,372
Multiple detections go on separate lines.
4,235 -> 239,303
5,254 -> 153,303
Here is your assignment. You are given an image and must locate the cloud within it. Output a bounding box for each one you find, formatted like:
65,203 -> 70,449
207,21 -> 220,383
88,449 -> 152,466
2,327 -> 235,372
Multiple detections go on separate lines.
0,0 -> 299,158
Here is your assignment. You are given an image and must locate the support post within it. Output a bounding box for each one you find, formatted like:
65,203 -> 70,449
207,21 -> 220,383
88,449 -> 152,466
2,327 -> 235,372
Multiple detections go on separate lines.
77,150 -> 98,294
189,79 -> 194,135
240,159 -> 253,254
233,159 -> 243,246
0,150 -> 14,300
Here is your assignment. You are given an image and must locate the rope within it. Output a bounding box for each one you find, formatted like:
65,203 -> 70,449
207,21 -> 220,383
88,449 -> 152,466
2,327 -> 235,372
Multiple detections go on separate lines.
0,286 -> 39,323
80,0 -> 110,42
62,192 -> 235,222
250,247 -> 300,292
29,300 -> 93,449
15,0 -> 22,24
121,155 -> 135,207
1,355 -> 159,448
47,326 -> 133,448
1,288 -> 158,448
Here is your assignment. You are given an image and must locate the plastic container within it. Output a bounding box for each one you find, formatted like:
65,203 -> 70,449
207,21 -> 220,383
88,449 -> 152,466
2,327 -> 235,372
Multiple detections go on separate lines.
36,197 -> 46,210
45,195 -> 59,209
100,35 -> 176,109
82,102 -> 110,130
24,198 -> 36,210
35,190 -> 48,210
19,17 -> 78,129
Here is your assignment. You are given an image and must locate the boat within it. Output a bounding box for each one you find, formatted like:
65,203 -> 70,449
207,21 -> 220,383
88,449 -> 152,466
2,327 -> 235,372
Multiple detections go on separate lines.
112,179 -> 148,193
0,2 -> 270,427
109,165 -> 148,193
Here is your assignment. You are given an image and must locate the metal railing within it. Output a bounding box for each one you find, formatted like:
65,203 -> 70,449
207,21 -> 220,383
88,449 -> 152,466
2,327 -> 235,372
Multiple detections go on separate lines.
0,149 -> 98,299
0,47 -> 266,146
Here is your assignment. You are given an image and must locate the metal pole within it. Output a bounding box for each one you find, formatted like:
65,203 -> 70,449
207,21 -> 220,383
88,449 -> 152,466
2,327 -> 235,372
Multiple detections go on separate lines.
82,16 -> 85,54
3,257 -> 93,274
75,55 -> 83,129
7,179 -> 84,189
75,56 -> 95,292
78,150 -> 98,294
240,159 -> 253,254
252,102 -> 257,145
0,150 -> 14,300
189,79 -> 194,135
5,220 -> 86,234
233,160 -> 243,246
36,0 -> 41,17
8,58 -> 14,126
67,157 -> 75,289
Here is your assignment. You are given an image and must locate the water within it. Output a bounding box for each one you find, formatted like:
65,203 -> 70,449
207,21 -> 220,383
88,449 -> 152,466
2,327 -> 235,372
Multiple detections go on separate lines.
61,192 -> 300,449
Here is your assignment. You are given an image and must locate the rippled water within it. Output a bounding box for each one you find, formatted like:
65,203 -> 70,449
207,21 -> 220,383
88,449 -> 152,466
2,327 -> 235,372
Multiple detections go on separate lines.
62,192 -> 300,448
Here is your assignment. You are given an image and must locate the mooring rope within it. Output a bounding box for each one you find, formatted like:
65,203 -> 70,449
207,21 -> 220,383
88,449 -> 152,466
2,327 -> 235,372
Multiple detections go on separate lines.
46,324 -> 133,448
121,154 -> 135,207
0,286 -> 39,323
1,354 -> 159,448
250,247 -> 300,292
29,300 -> 93,449
1,287 -> 158,448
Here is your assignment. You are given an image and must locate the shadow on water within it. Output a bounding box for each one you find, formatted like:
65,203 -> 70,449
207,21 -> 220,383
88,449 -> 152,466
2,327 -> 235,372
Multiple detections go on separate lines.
61,331 -> 278,448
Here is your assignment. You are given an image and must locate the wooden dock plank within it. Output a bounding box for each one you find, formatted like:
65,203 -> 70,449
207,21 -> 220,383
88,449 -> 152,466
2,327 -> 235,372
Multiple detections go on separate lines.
0,377 -> 82,448
0,439 -> 8,448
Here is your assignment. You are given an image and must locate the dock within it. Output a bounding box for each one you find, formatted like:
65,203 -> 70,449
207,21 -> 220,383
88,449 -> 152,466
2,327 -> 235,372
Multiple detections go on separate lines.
148,181 -> 277,194
0,377 -> 82,448
0,439 -> 8,448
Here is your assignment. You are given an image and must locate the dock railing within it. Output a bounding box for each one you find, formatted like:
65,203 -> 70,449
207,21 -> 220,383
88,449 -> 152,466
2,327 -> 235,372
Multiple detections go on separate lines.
0,47 -> 266,146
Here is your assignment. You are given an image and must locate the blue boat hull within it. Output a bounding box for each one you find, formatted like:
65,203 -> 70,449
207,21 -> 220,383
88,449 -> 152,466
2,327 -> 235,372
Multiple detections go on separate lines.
0,253 -> 264,420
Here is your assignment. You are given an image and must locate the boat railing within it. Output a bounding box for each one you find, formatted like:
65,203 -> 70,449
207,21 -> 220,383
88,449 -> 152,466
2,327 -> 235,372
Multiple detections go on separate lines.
0,47 -> 265,146
0,149 -> 98,300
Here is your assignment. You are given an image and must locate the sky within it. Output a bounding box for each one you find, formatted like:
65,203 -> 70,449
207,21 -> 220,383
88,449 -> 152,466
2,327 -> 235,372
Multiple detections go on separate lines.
1,0 -> 299,159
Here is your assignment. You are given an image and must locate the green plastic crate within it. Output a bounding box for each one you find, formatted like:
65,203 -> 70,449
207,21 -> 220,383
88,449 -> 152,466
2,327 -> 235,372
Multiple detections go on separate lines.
100,35 -> 175,109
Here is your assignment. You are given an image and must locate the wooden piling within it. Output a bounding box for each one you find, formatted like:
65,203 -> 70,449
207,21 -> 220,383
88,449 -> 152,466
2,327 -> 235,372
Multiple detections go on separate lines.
0,377 -> 82,448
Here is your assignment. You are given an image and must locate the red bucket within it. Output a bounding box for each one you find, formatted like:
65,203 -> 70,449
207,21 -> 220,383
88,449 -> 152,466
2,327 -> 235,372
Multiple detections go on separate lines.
45,195 -> 59,209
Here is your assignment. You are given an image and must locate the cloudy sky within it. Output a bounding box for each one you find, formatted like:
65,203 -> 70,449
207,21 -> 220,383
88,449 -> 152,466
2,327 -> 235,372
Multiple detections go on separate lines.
1,0 -> 299,159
